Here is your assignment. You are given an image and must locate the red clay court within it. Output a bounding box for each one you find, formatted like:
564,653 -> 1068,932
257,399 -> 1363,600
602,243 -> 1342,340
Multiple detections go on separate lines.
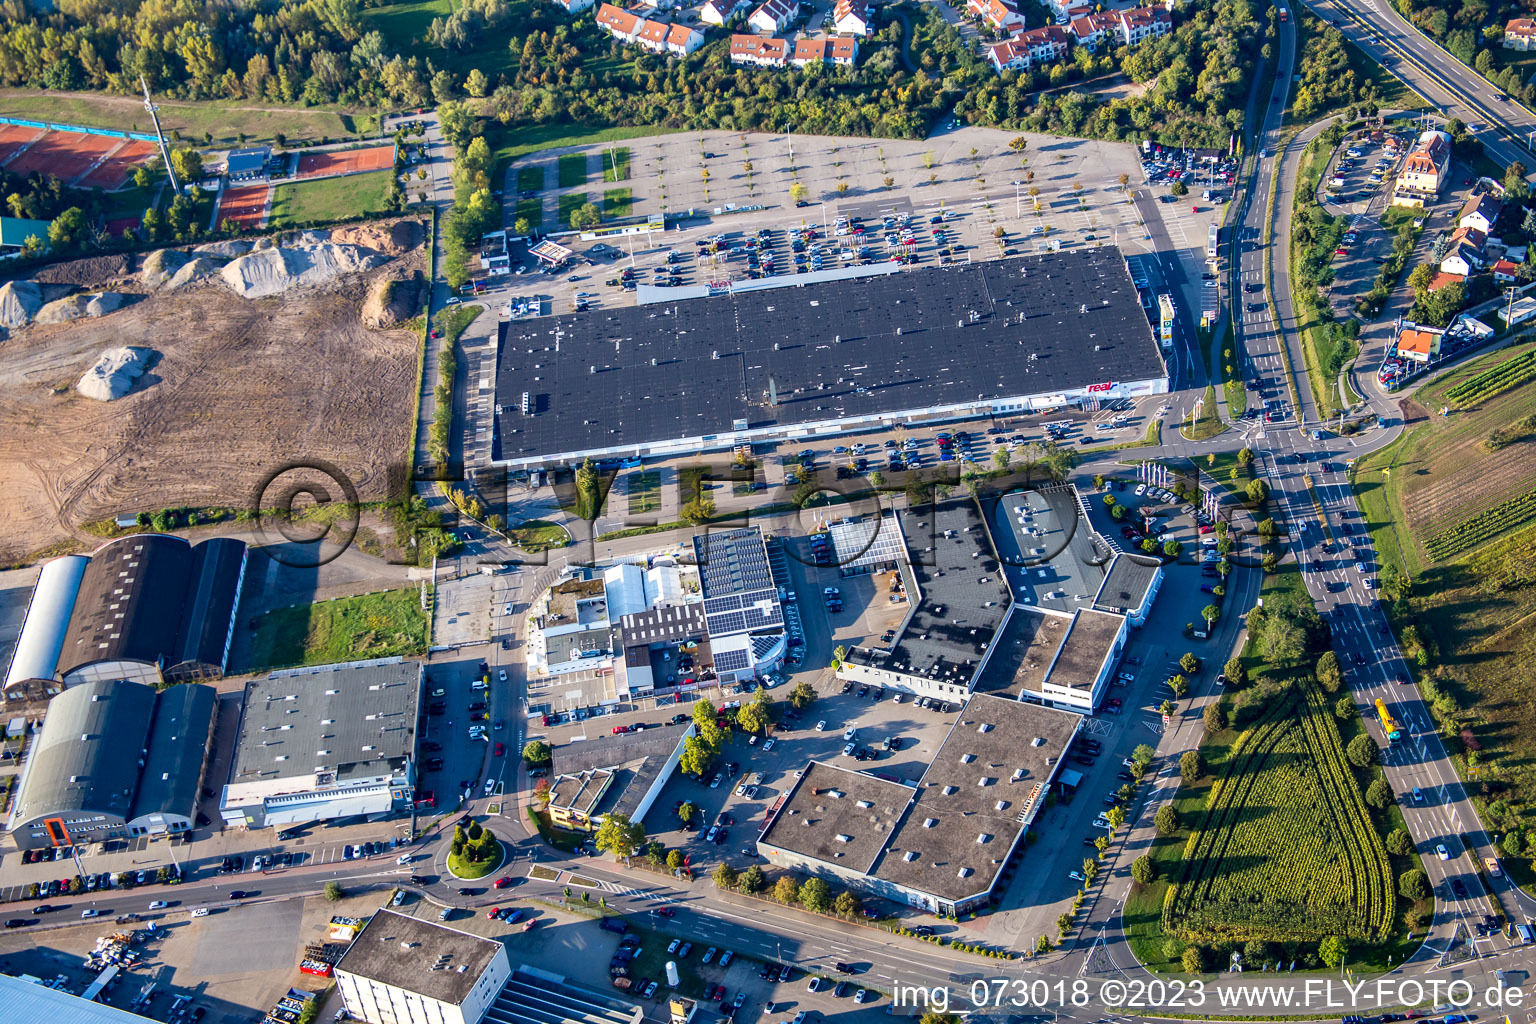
216,184 -> 270,231
296,144 -> 396,179
0,125 -> 42,165
5,129 -> 119,181
76,139 -> 158,191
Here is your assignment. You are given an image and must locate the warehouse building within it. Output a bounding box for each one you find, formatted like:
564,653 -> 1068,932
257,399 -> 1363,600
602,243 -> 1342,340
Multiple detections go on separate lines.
335,910 -> 510,1024
7,536 -> 248,691
758,694 -> 1080,915
493,247 -> 1167,468
0,974 -> 161,1023
220,658 -> 422,830
7,678 -> 217,849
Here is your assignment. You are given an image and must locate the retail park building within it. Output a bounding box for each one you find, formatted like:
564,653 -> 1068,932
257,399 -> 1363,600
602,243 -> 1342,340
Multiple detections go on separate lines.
492,247 -> 1168,469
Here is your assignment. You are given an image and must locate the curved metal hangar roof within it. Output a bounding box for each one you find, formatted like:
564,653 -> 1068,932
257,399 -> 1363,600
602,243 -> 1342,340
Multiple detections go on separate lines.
493,247 -> 1165,464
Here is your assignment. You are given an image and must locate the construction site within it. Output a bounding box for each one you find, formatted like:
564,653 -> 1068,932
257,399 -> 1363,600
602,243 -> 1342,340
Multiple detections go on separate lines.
0,216 -> 428,563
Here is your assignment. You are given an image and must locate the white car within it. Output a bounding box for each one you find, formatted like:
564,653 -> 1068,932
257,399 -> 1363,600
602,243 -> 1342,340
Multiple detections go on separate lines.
81,909 -> 99,919
1068,871 -> 1085,881
763,738 -> 776,751
499,670 -> 507,682
1134,484 -> 1146,496
148,901 -> 167,911
189,907 -> 209,918
843,726 -> 856,741
484,779 -> 495,796
1437,844 -> 1450,860
843,742 -> 857,756
815,720 -> 827,731
396,853 -> 412,865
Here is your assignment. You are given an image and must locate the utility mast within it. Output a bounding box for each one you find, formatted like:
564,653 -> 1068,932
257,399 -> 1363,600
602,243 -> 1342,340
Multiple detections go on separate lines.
140,74 -> 179,193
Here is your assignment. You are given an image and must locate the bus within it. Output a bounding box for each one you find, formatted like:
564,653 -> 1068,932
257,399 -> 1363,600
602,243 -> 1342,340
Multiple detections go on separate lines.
1374,698 -> 1402,742
1207,223 -> 1219,259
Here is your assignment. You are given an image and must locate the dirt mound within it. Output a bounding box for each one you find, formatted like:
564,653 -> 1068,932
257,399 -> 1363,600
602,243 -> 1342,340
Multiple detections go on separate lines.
163,257 -> 221,292
220,243 -> 389,299
140,249 -> 190,289
34,291 -> 128,324
193,239 -> 254,259
333,218 -> 425,257
29,253 -> 135,288
361,269 -> 423,329
77,346 -> 155,401
0,280 -> 42,329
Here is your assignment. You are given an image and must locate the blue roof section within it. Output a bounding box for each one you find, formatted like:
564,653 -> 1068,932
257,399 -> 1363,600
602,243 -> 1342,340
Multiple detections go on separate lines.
0,217 -> 51,248
225,146 -> 271,174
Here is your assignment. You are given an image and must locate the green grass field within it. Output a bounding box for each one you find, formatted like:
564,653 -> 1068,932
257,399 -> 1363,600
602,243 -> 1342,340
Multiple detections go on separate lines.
558,153 -> 590,188
515,197 -> 542,230
361,0 -> 520,75
627,471 -> 661,515
603,187 -> 633,217
0,88 -> 355,147
268,169 -> 394,227
508,519 -> 570,552
517,166 -> 546,193
247,588 -> 429,670
489,124 -> 675,188
557,192 -> 588,227
601,147 -> 631,182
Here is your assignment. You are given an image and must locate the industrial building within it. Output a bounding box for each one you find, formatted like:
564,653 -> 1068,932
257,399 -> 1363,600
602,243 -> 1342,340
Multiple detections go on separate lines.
834,487 -> 1160,714
7,678 -> 217,849
546,723 -> 691,830
0,974 -> 161,1023
758,694 -> 1080,915
220,658 -> 422,830
493,247 -> 1168,468
4,536 -> 247,693
335,910 -> 511,1024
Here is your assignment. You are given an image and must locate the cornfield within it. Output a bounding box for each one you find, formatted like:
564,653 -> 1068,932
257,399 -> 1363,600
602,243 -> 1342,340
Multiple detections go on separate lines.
1162,682 -> 1393,945
1446,350 -> 1536,408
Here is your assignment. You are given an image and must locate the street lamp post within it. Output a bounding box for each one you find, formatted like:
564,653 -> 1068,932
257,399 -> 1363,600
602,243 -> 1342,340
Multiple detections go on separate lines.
1012,180 -> 1022,218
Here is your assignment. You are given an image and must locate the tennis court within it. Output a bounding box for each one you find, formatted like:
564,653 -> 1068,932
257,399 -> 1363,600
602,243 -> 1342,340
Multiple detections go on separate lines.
216,184 -> 271,231
5,129 -> 118,180
295,144 -> 396,179
0,125 -> 42,165
76,139 -> 158,190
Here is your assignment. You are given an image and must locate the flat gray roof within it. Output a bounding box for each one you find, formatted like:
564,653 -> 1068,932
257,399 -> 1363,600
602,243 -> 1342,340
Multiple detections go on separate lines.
1049,609 -> 1122,689
991,486 -> 1114,613
1095,553 -> 1161,615
551,724 -> 688,775
873,694 -> 1079,903
336,909 -> 502,1006
971,607 -> 1068,699
760,761 -> 915,874
229,658 -> 421,787
0,974 -> 159,1024
493,247 -> 1165,464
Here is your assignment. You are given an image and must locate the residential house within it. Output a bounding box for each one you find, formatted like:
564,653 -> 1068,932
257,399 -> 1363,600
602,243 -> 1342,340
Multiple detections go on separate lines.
1505,17 -> 1536,50
550,0 -> 596,12
700,0 -> 749,24
984,37 -> 1031,71
1439,226 -> 1487,277
833,0 -> 872,35
596,3 -> 643,42
1396,325 -> 1443,364
636,0 -> 682,9
749,0 -> 799,32
1068,11 -> 1121,51
1493,258 -> 1522,284
595,3 -> 702,54
1015,24 -> 1070,65
1425,271 -> 1465,293
1118,5 -> 1171,45
791,36 -> 859,65
730,33 -> 790,65
1458,191 -> 1504,235
1392,131 -> 1452,206
968,0 -> 1026,33
663,22 -> 705,54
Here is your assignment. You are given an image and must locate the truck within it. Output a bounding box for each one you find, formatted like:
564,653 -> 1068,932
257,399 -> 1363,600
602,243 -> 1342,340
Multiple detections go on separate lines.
1278,6 -> 1288,20
1207,223 -> 1220,260
1374,698 -> 1402,742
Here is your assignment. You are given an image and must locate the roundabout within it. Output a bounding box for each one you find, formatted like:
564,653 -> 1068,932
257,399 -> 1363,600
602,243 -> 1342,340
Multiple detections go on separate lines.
446,823 -> 507,881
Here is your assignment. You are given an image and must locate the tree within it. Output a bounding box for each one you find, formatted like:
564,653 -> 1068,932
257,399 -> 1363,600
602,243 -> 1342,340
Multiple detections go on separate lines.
594,813 -> 645,859
790,182 -> 808,203
739,864 -> 767,893
1336,694 -> 1355,720
568,202 -> 602,230
737,690 -> 771,734
1133,743 -> 1156,767
789,681 -> 818,709
1237,446 -> 1255,467
1224,658 -> 1246,687
1399,867 -> 1431,901
1171,179 -> 1188,196
1179,652 -> 1199,674
1245,477 -> 1270,504
170,147 -> 203,184
1318,936 -> 1348,969
800,877 -> 832,913
1201,604 -> 1220,628
833,890 -> 862,917
465,68 -> 489,98
678,801 -> 697,824
1131,854 -> 1157,885
1009,136 -> 1029,151
1315,651 -> 1343,693
679,495 -> 716,525
1366,778 -> 1394,809
1154,804 -> 1181,834
1507,160 -> 1532,200
1180,750 -> 1205,783
1105,805 -> 1126,829
1159,699 -> 1177,719
1505,831 -> 1525,856
1168,673 -> 1188,697
667,849 -> 685,871
1346,733 -> 1380,768
1034,934 -> 1053,955
522,740 -> 551,765
47,207 -> 87,250
1203,703 -> 1227,733
773,875 -> 800,904
1163,539 -> 1182,558
1181,946 -> 1204,973
324,881 -> 344,902
679,734 -> 716,777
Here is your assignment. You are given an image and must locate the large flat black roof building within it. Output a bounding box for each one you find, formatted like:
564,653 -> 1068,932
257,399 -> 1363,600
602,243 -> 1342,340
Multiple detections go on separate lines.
494,247 -> 1167,467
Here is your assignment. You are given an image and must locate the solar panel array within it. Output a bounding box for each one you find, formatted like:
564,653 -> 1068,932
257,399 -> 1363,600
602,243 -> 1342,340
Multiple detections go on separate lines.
714,648 -> 752,674
694,529 -> 787,640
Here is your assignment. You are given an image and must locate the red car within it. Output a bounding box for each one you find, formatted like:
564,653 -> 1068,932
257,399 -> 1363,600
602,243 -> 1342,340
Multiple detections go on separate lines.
523,919 -> 539,931
611,725 -> 630,735
493,742 -> 505,756
494,877 -> 514,889
487,907 -> 501,919
650,907 -> 675,917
